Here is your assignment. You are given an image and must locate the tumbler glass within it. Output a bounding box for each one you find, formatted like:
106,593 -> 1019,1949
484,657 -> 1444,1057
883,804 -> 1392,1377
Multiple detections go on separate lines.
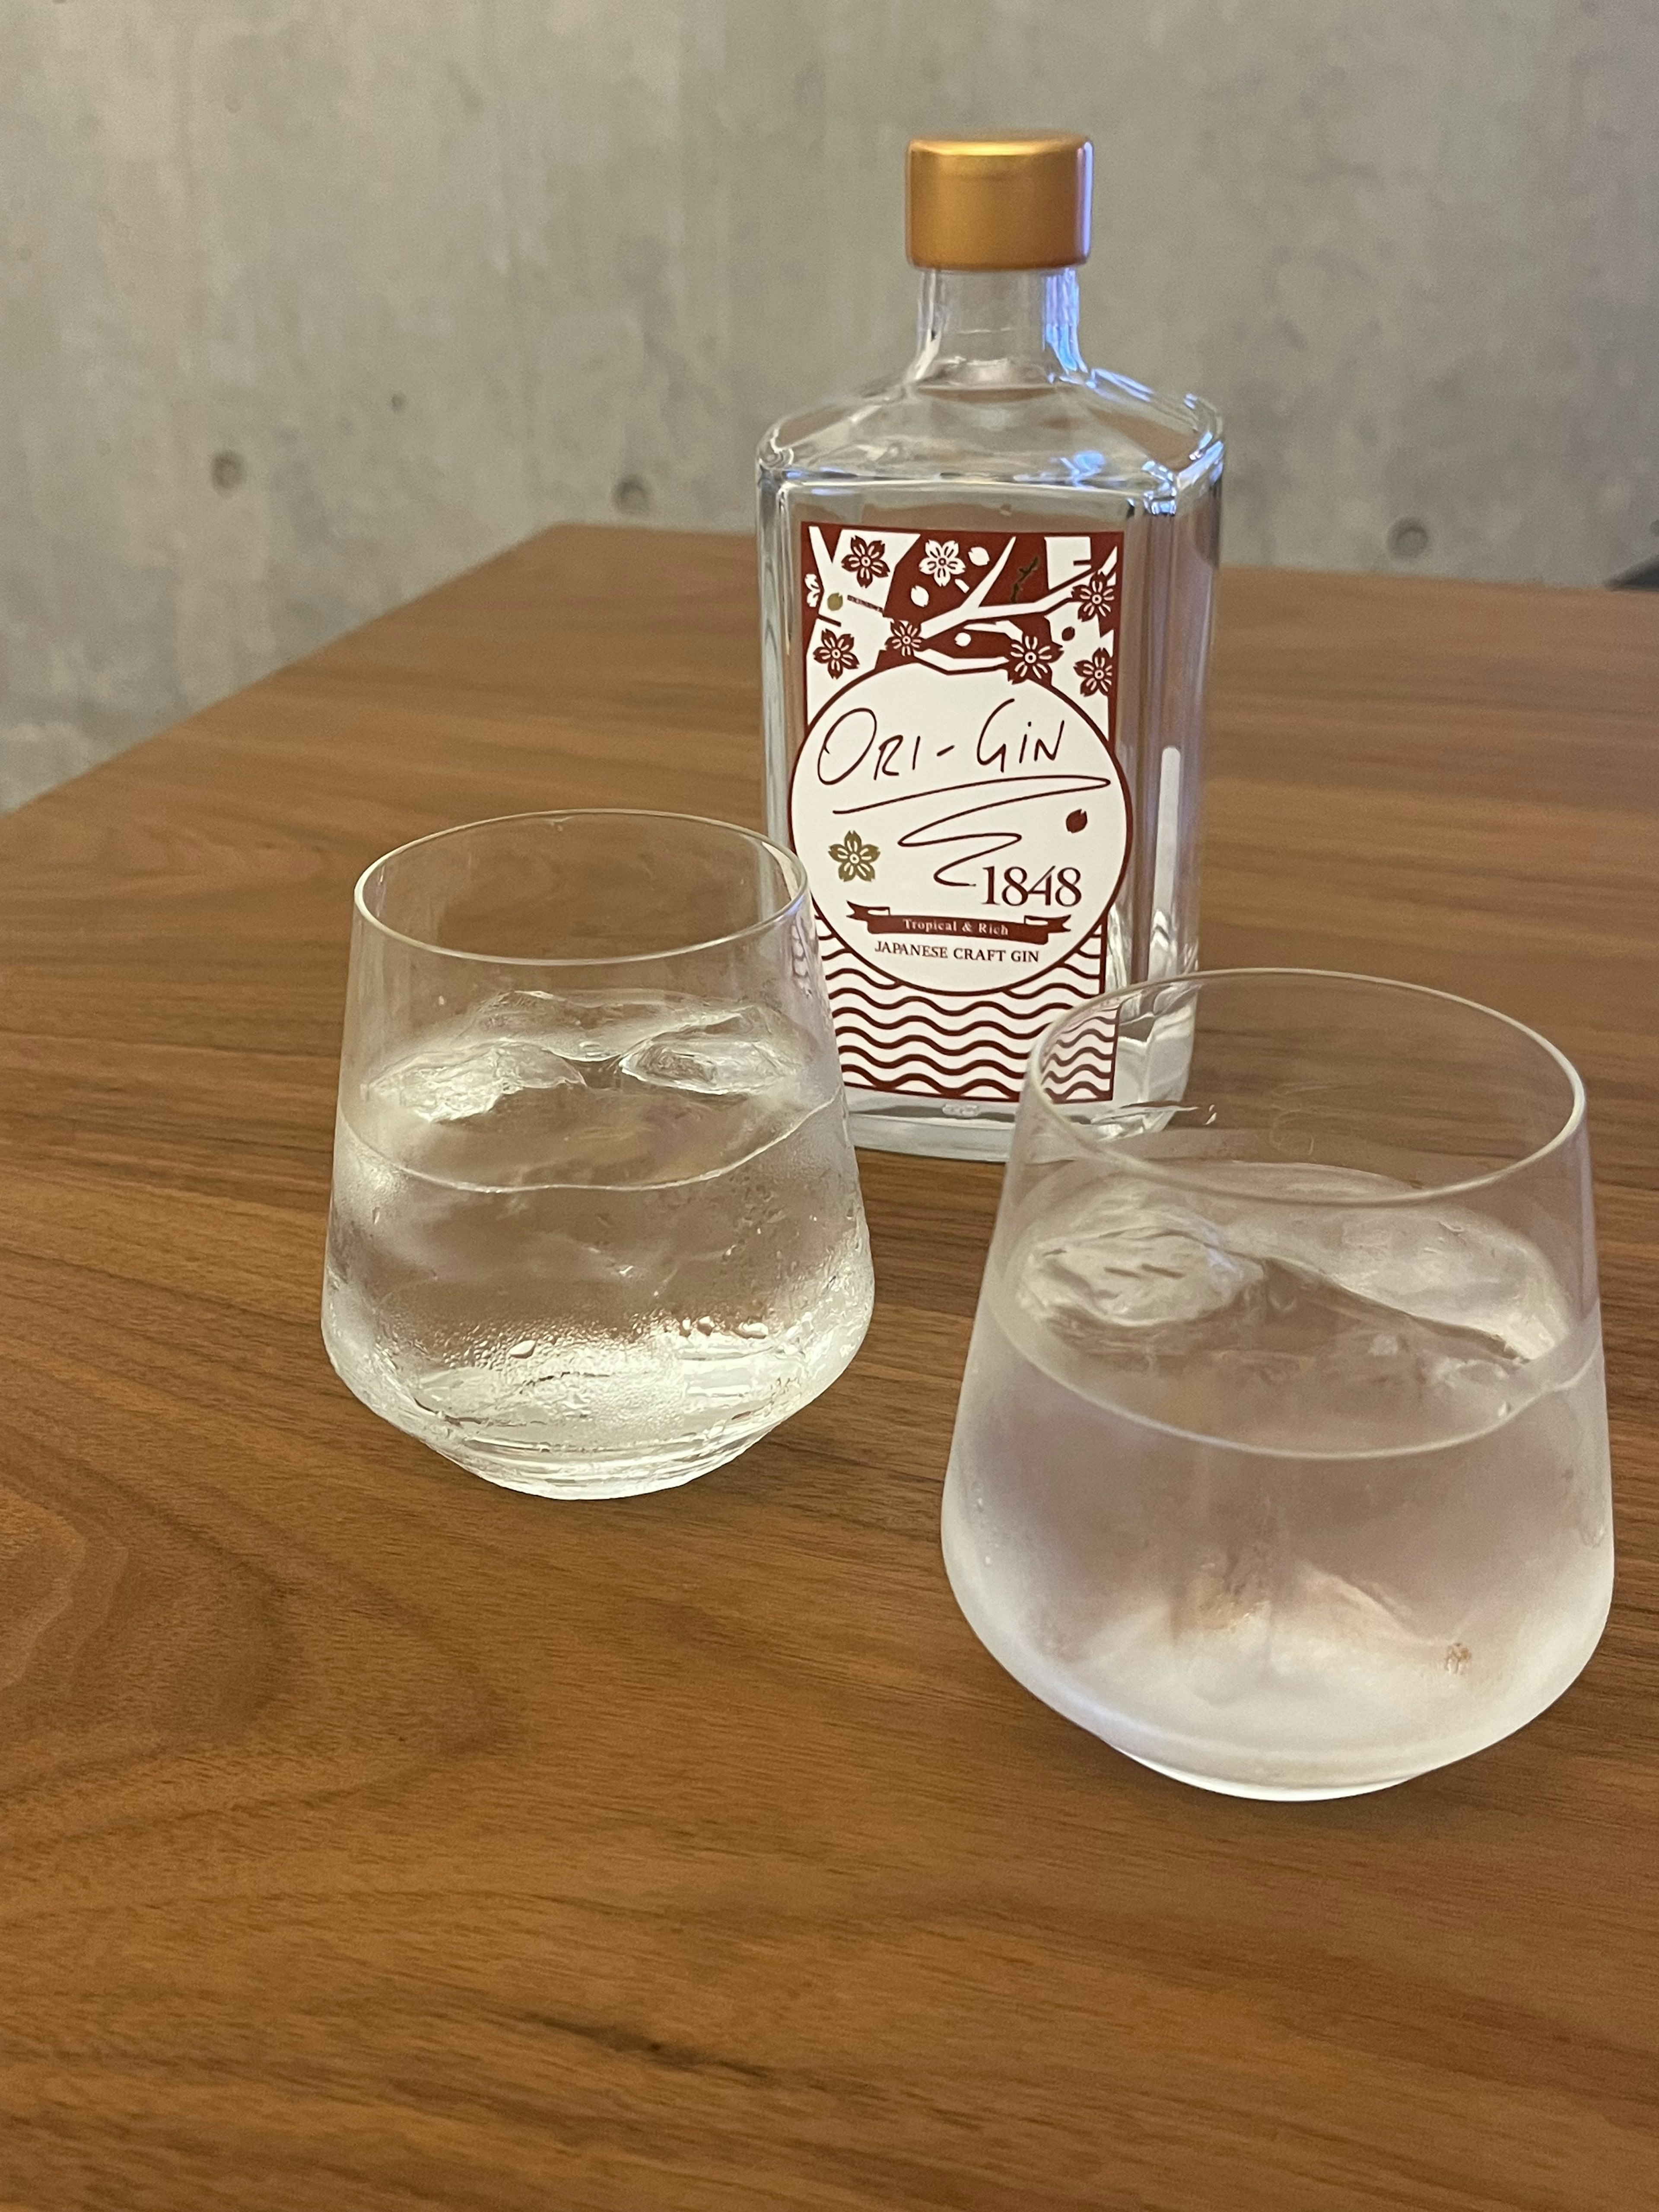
943,969 -> 1613,1797
323,810 -> 873,1498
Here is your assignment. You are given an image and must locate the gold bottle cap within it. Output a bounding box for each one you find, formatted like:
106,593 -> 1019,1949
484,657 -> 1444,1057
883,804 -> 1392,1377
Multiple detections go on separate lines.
906,134 -> 1093,271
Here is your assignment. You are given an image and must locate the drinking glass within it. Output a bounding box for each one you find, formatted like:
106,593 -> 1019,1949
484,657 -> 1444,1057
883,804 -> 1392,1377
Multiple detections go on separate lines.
943,969 -> 1613,1798
323,811 -> 874,1498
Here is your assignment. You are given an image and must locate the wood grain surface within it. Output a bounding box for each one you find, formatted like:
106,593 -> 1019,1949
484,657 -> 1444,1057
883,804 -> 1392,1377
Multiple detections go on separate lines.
0,528 -> 1655,2212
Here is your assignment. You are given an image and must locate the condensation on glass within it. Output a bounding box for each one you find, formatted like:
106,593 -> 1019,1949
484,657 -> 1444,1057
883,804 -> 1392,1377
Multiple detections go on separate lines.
943,970 -> 1613,1799
322,811 -> 874,1499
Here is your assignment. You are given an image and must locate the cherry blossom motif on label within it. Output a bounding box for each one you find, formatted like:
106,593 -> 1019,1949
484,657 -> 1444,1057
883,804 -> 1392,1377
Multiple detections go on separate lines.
919,539 -> 968,588
790,522 -> 1131,1103
1076,646 -> 1114,697
1003,632 -> 1063,684
1074,563 -> 1118,628
811,628 -> 858,679
842,535 -> 891,587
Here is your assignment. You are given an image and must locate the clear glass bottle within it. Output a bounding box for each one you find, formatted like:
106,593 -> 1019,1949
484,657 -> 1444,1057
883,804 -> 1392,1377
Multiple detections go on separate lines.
758,134 -> 1222,1159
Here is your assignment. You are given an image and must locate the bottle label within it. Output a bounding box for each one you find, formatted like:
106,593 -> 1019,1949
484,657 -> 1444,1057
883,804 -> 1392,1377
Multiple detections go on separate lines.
790,523 -> 1130,1100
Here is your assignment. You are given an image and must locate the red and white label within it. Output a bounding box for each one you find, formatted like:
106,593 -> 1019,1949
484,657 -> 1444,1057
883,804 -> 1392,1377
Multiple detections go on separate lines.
790,523 -> 1130,1101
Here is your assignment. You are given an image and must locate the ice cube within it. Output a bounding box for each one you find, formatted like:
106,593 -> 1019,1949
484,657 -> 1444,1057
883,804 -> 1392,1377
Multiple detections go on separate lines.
1170,1550 -> 1274,1706
1019,1181 -> 1262,1335
1007,1164 -> 1567,1452
1213,1169 -> 1570,1360
512,989 -> 727,1064
366,1031 -> 582,1123
410,1363 -> 510,1422
1170,1554 -> 1437,1710
621,1006 -> 802,1097
1021,1163 -> 1568,1363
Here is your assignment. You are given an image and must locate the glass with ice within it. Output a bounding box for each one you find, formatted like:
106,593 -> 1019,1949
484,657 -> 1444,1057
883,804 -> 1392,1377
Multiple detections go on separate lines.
943,970 -> 1613,1798
323,811 -> 873,1498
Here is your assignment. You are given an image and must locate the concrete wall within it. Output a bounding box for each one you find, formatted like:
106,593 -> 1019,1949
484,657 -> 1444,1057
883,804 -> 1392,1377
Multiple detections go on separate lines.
3,1 -> 1656,811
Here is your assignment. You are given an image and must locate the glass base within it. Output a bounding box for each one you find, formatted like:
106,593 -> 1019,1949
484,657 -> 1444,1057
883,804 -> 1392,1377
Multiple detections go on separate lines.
323,1323 -> 780,1500
1117,1751 -> 1412,1802
423,1429 -> 759,1500
938,1525 -> 1541,1802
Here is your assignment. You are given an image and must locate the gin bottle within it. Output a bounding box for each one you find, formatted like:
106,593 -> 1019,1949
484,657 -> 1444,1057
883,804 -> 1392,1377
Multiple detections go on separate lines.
757,134 -> 1222,1158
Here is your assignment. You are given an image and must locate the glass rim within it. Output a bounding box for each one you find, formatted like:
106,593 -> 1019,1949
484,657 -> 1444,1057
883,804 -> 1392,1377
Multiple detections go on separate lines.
353,808 -> 810,969
1028,966 -> 1587,1210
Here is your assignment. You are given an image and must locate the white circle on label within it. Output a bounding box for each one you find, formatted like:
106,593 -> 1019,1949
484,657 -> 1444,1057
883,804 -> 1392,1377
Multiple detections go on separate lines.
790,661 -> 1129,996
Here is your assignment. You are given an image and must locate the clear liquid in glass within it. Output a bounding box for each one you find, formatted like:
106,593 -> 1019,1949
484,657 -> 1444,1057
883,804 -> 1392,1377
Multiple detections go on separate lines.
323,990 -> 874,1497
942,1162 -> 1613,1797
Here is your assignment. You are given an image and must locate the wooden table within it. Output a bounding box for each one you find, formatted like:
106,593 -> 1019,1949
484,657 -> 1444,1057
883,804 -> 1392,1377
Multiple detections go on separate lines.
1,530 -> 1655,2212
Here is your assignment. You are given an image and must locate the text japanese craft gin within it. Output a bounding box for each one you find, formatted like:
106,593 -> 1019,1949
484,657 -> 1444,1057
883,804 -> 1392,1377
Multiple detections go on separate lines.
759,134 -> 1223,1157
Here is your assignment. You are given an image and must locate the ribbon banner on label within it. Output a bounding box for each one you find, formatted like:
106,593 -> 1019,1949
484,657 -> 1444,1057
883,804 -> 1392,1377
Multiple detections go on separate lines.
846,904 -> 1073,947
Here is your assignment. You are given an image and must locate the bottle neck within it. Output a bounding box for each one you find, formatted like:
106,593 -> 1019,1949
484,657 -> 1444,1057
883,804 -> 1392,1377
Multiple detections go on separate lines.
908,266 -> 1084,387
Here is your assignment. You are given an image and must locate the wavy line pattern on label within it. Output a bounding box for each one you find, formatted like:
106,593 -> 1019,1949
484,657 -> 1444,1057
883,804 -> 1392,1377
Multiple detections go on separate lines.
1042,1004 -> 1120,1104
818,912 -> 1108,1101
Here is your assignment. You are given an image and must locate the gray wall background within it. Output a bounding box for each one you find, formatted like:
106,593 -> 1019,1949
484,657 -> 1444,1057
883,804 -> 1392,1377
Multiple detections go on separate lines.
3,0 -> 1656,812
